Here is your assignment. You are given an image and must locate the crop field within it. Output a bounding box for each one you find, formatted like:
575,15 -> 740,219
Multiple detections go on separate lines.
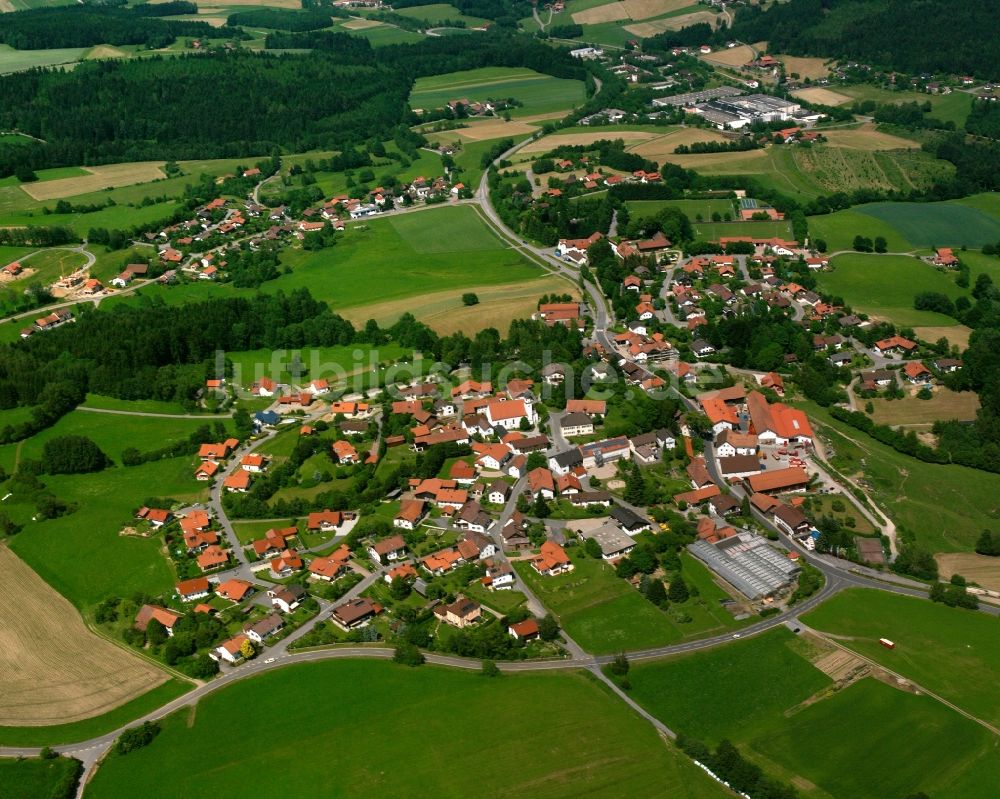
935,553 -> 1000,592
867,387 -> 980,426
5,456 -> 204,609
801,401 -> 1000,553
802,589 -> 1000,726
410,67 -> 586,118
514,553 -> 743,654
572,1 -> 630,24
793,145 -> 951,196
856,201 -> 1000,249
624,9 -> 715,36
19,162 -> 166,201
426,117 -> 542,142
86,659 -> 730,799
625,127 -> 730,161
912,323 -> 972,350
0,43 -> 88,75
792,86 -> 852,106
699,45 -> 756,69
0,545 -> 168,726
521,129 -> 654,154
751,678 -> 1000,799
818,254 -> 964,326
776,54 -> 831,80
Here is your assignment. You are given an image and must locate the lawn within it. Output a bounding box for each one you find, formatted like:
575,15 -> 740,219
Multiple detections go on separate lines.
627,198 -> 735,220
691,219 -> 794,241
226,343 -> 408,388
80,394 -> 193,415
628,628 -> 830,744
85,659 -> 730,799
856,200 -> 1000,248
410,67 -> 587,118
6,457 -> 204,609
752,677 -> 1000,799
0,678 -> 190,747
802,588 -> 1000,726
0,755 -> 82,799
818,253 -> 964,326
801,400 -> 1000,552
513,551 -> 743,655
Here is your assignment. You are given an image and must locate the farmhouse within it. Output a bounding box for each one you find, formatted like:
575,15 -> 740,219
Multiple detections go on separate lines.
746,391 -> 813,445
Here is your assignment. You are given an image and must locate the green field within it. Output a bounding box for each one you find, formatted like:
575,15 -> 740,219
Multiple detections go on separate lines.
410,66 -> 586,117
121,205 -> 546,319
752,677 -> 1000,799
856,200 -> 1000,248
691,219 -> 794,241
338,22 -> 425,46
801,401 -> 1000,552
628,628 -> 831,744
818,253 -> 964,326
393,2 -> 488,26
0,678 -> 190,747
807,207 -> 915,253
0,755 -> 81,799
226,342 -> 408,387
0,43 -> 87,75
8,247 -> 88,287
802,588 -> 1000,726
85,659 -> 730,799
629,625 -> 1000,799
838,84 -> 975,127
627,198 -> 736,221
4,457 -> 205,609
79,394 -> 193,415
513,551 -> 744,654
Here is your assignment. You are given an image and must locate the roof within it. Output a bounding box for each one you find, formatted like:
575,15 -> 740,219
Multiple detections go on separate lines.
718,454 -> 761,475
509,619 -> 539,637
176,577 -> 209,596
217,579 -> 254,601
746,390 -> 813,441
371,534 -> 406,555
134,604 -> 183,631
746,466 -> 810,493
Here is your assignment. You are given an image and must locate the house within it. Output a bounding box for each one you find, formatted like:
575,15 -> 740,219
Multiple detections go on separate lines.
485,398 -> 534,430
422,547 -> 465,576
331,597 -> 381,630
368,534 -> 407,564
268,584 -> 306,614
828,352 -> 854,368
194,460 -> 219,480
933,247 -> 959,267
241,453 -> 266,473
531,540 -> 574,576
455,503 -> 494,537
500,514 -> 531,550
578,436 -> 631,469
135,506 -> 173,528
687,458 -> 715,490
482,559 -> 514,590
486,480 -> 511,505
508,618 -> 540,640
217,579 -> 254,602
745,466 -> 811,495
134,604 -> 183,636
197,545 -> 229,571
223,470 -> 251,492
718,454 -> 763,480
583,521 -> 636,560
566,399 -> 606,417
175,577 -> 210,602
772,503 -> 810,535
746,390 -> 814,446
568,490 -> 613,508
715,429 -> 758,458
903,361 -> 933,384
394,499 -> 427,530
434,597 -> 482,629
213,634 -> 250,664
527,467 -> 555,500
385,562 -> 418,584
560,412 -> 594,438
861,369 -> 895,390
933,357 -> 962,373
307,510 -> 343,532
254,410 -> 281,430
709,494 -> 741,517
309,545 -> 352,581
874,335 -> 917,356
270,549 -> 303,578
458,528 -> 496,560
244,613 -> 284,644
610,505 -> 651,534
449,459 -> 477,484
332,439 -> 359,464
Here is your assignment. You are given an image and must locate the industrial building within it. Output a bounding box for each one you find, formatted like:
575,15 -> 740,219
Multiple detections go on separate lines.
688,533 -> 800,599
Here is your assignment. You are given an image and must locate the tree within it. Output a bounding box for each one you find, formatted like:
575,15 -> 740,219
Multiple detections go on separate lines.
393,642 -> 425,666
584,537 -> 602,559
462,293 -> 479,306
874,235 -> 887,253
525,450 -> 547,471
115,721 -> 160,755
624,462 -> 647,505
645,577 -> 667,606
40,435 -> 109,474
145,618 -> 167,646
532,493 -> 550,518
975,529 -> 1000,556
481,659 -> 500,677
537,614 -> 559,642
610,651 -> 630,676
239,638 -> 256,660
667,574 -> 689,603
389,575 -> 412,601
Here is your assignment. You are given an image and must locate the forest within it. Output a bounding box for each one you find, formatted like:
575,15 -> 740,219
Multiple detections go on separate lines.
0,6 -> 233,50
724,0 -> 1000,80
226,7 -> 347,31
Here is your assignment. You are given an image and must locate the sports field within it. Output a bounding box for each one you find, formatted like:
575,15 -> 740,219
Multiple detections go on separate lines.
86,659 -> 730,799
818,254 -> 964,326
513,551 -> 744,654
410,67 -> 586,117
802,588 -> 1000,726
856,201 -> 1000,248
801,401 -> 1000,553
0,545 -> 168,726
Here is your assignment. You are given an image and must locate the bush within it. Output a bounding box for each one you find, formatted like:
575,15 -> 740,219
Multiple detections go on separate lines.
393,642 -> 425,666
115,721 -> 160,755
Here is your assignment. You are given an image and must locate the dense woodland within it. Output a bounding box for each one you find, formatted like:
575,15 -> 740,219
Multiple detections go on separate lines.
0,6 -> 234,50
725,0 -> 1000,80
0,34 -> 588,177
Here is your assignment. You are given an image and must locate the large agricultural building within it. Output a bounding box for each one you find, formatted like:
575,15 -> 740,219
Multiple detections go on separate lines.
689,534 -> 800,600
